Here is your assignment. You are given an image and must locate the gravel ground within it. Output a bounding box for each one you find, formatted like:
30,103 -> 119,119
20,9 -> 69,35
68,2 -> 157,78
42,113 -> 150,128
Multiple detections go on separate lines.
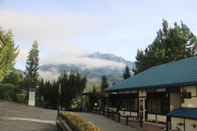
0,120 -> 56,131
0,101 -> 57,131
0,101 -> 142,131
79,113 -> 140,131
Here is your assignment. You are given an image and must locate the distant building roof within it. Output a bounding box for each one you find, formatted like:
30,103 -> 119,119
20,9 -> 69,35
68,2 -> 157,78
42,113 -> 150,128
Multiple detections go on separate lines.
167,108 -> 197,120
106,56 -> 197,92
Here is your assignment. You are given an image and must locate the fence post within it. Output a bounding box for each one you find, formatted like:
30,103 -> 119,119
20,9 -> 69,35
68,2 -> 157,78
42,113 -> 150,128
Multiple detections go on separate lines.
118,113 -> 120,122
126,116 -> 128,125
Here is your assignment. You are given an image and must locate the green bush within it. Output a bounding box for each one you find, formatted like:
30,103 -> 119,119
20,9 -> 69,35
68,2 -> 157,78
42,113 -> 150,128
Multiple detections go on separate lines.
16,93 -> 26,103
0,83 -> 21,101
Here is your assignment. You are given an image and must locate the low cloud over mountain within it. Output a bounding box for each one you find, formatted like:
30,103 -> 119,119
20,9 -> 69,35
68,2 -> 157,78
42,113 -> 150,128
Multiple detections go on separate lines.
39,52 -> 134,84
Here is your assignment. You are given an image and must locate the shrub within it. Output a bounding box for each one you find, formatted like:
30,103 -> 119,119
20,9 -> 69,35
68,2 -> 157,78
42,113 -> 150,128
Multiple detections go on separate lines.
16,93 -> 26,103
62,112 -> 101,131
0,83 -> 21,101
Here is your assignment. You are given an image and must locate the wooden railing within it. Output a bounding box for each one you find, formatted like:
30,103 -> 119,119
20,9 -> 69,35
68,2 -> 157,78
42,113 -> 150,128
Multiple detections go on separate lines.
100,107 -> 138,125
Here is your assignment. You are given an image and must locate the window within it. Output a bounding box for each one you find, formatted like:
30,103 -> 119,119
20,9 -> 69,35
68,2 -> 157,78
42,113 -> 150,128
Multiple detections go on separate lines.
181,91 -> 191,98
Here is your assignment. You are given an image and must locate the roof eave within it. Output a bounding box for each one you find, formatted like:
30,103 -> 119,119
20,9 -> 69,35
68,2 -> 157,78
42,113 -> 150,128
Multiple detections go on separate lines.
105,81 -> 197,92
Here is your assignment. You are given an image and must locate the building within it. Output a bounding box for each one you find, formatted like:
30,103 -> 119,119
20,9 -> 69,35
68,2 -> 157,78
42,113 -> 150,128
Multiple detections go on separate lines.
105,56 -> 197,131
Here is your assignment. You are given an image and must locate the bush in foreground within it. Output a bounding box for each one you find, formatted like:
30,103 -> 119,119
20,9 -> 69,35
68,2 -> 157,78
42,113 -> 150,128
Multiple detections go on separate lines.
63,112 -> 101,131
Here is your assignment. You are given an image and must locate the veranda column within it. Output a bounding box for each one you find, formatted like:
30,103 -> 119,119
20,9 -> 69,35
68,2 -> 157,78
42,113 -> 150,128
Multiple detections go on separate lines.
138,90 -> 147,127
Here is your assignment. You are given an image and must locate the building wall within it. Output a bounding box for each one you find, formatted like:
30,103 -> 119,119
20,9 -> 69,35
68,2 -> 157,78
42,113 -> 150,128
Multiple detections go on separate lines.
170,92 -> 181,111
182,97 -> 197,107
171,117 -> 197,131
181,86 -> 197,108
170,86 -> 197,131
185,119 -> 197,131
171,117 -> 185,131
169,86 -> 197,111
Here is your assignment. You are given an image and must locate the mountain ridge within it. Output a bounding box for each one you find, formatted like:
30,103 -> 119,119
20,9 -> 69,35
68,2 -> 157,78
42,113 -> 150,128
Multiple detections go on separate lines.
39,52 -> 134,88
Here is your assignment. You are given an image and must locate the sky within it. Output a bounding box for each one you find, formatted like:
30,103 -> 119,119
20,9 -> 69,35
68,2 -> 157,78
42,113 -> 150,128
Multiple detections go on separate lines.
1,0 -> 197,70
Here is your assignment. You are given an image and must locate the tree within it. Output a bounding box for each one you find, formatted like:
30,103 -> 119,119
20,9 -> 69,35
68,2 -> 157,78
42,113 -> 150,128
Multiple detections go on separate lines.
2,69 -> 23,86
59,71 -> 87,109
123,65 -> 131,79
36,71 -> 87,109
88,85 -> 98,111
0,29 -> 18,80
0,83 -> 19,101
25,41 -> 39,89
133,20 -> 197,74
101,75 -> 108,92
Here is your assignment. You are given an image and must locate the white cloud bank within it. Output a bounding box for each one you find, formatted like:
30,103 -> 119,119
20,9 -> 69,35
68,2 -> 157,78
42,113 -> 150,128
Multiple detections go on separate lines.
0,9 -> 125,70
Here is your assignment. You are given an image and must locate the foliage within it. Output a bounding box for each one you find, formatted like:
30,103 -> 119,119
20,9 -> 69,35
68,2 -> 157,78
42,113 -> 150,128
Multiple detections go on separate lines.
2,69 -> 24,86
25,41 -> 39,89
88,85 -> 100,111
16,93 -> 26,103
37,79 -> 58,108
133,20 -> 197,74
92,85 -> 97,94
59,71 -> 87,109
101,75 -> 108,92
62,112 -> 101,131
0,29 -> 18,80
37,71 -> 87,109
123,65 -> 131,79
0,83 -> 21,101
0,69 -> 25,103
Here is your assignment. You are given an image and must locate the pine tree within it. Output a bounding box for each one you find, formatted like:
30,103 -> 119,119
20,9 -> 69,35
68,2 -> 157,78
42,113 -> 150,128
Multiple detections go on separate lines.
25,41 -> 39,89
133,20 -> 197,74
57,71 -> 86,109
0,29 -> 18,80
123,65 -> 131,79
101,75 -> 108,92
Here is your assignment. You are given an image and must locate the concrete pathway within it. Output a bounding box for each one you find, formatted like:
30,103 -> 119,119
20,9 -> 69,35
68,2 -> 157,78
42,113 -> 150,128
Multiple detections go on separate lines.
0,116 -> 56,125
79,113 -> 140,131
0,101 -> 57,131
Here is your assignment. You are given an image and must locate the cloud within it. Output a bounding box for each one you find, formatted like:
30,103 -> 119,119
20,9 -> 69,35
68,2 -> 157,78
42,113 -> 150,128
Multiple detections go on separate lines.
0,9 -> 125,70
0,9 -> 104,41
42,54 -> 125,69
39,69 -> 59,81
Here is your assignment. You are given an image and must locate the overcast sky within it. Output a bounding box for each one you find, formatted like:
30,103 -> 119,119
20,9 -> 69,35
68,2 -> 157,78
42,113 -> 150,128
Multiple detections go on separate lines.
1,0 -> 197,70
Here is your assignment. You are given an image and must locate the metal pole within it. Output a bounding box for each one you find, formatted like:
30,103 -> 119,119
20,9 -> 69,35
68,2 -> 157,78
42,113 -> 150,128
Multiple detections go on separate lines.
57,83 -> 61,114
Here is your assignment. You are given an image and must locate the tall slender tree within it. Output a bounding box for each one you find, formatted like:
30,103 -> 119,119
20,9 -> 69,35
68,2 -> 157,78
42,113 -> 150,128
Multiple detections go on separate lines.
0,29 -> 18,80
25,41 -> 39,89
123,65 -> 131,79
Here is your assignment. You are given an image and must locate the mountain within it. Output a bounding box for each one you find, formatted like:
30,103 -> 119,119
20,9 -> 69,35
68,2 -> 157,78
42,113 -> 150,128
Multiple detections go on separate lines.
87,52 -> 133,68
39,52 -> 134,89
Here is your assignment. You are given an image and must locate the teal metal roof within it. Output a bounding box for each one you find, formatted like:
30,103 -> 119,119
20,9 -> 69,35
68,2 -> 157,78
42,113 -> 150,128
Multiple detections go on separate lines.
106,56 -> 197,92
167,108 -> 197,120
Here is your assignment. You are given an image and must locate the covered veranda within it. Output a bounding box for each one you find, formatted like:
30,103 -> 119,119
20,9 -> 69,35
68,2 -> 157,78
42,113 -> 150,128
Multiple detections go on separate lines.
104,56 -> 197,130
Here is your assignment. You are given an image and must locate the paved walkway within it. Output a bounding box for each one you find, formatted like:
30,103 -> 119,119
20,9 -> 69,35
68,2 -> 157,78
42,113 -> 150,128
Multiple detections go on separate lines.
79,113 -> 140,131
0,101 -> 57,131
